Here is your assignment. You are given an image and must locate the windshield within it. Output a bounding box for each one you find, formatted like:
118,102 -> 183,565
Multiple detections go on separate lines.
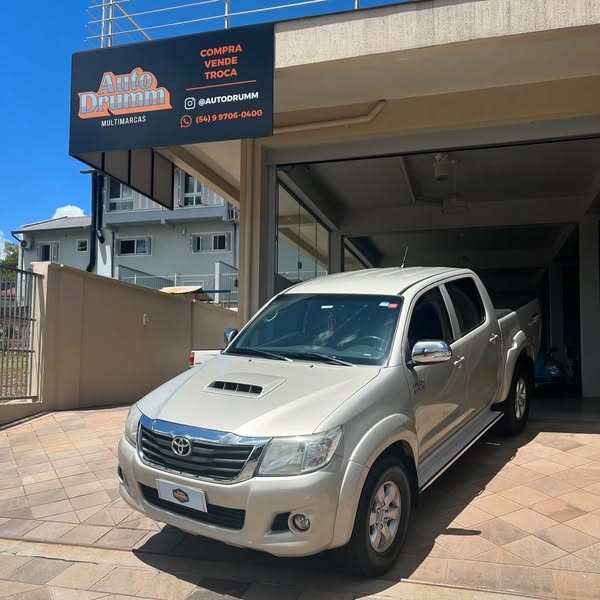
227,293 -> 403,366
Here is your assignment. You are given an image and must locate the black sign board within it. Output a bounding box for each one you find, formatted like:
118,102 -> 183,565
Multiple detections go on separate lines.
70,23 -> 274,154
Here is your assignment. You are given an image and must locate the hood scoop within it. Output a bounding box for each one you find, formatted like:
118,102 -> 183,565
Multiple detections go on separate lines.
210,380 -> 263,395
204,372 -> 285,398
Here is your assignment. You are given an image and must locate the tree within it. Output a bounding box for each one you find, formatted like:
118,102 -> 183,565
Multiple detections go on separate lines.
1,242 -> 18,269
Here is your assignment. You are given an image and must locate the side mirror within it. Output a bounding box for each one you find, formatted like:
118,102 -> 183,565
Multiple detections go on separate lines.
411,340 -> 452,365
224,327 -> 239,345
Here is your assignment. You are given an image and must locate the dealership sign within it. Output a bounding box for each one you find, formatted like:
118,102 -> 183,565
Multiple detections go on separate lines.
69,23 -> 274,155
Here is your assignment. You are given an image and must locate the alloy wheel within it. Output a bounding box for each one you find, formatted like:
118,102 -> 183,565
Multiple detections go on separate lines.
368,480 -> 401,553
515,377 -> 527,420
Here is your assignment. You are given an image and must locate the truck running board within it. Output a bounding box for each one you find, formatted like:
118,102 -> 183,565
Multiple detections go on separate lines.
417,410 -> 504,492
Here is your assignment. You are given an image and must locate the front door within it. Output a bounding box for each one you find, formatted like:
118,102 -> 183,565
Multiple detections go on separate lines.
404,285 -> 467,459
444,277 -> 502,420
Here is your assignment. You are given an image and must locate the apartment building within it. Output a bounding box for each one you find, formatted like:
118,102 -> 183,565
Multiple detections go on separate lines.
13,171 -> 240,303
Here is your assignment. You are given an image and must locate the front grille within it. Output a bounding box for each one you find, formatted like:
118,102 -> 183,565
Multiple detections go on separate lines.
140,484 -> 245,530
139,424 -> 254,481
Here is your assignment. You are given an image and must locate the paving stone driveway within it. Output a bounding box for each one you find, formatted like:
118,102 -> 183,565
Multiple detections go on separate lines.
0,407 -> 600,599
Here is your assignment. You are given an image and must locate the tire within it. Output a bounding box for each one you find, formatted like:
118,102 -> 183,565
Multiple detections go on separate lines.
341,458 -> 412,577
499,360 -> 532,435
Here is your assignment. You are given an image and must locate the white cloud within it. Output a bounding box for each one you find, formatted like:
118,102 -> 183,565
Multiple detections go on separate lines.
52,205 -> 85,219
0,230 -> 5,259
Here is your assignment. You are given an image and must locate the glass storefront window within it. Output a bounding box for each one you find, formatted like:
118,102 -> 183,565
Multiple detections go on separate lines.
276,183 -> 329,293
344,245 -> 366,272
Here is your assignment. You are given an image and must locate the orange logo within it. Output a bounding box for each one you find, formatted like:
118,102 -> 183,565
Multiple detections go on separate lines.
78,67 -> 172,119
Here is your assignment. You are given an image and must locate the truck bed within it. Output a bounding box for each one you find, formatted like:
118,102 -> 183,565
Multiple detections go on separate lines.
496,298 -> 542,358
189,349 -> 221,367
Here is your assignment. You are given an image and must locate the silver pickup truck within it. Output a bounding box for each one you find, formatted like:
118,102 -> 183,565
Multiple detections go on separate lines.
118,267 -> 541,575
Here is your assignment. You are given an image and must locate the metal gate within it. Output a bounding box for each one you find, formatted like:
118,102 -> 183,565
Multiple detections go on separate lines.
0,266 -> 41,402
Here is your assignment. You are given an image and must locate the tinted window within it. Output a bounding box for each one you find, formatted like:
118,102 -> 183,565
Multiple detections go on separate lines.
119,240 -> 135,255
109,177 -> 121,199
446,278 -> 485,336
39,245 -> 49,261
407,287 -> 453,354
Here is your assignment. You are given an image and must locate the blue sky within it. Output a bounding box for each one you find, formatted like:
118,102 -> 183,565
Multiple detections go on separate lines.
0,0 -> 406,251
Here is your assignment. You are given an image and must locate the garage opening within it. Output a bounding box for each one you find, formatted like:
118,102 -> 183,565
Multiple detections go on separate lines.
274,137 -> 600,403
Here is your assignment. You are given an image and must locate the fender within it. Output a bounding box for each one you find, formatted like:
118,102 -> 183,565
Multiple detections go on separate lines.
499,331 -> 534,402
349,413 -> 418,468
331,414 -> 418,547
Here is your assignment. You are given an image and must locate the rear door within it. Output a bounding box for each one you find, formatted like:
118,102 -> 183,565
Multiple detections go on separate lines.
403,285 -> 467,458
444,277 -> 502,419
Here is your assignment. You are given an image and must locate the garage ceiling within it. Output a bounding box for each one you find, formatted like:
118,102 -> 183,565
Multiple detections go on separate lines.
370,225 -> 567,256
298,137 -> 600,291
309,138 -> 600,209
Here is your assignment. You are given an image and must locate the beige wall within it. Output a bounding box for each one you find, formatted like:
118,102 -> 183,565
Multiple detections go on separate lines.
275,0 -> 600,70
191,301 -> 239,351
0,263 -> 239,427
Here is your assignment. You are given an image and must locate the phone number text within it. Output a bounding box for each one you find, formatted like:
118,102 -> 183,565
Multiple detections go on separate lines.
195,109 -> 263,124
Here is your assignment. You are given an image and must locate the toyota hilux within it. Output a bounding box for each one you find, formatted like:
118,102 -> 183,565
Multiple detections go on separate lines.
118,267 -> 541,575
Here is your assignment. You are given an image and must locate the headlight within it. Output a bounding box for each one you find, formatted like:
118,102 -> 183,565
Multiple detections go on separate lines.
124,404 -> 142,446
258,427 -> 342,476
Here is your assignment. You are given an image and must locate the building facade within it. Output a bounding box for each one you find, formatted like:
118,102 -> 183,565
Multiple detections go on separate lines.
14,216 -> 91,272
13,172 -> 240,303
70,0 -> 600,398
83,0 -> 599,398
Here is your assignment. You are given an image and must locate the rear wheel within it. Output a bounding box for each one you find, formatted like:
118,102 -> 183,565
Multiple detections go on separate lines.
341,458 -> 412,577
499,360 -> 532,435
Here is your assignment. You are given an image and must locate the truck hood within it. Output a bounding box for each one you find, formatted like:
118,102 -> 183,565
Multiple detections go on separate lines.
137,354 -> 380,437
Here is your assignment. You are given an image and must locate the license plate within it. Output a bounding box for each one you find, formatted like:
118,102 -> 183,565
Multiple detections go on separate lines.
156,479 -> 207,512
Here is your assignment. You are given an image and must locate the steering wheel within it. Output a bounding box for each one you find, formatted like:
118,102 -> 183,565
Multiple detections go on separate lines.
354,335 -> 385,352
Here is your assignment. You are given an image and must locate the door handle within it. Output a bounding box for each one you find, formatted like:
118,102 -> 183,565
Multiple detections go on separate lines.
453,356 -> 465,368
489,333 -> 499,344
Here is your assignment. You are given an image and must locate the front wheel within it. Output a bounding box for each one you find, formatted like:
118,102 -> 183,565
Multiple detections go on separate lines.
499,361 -> 532,435
341,458 -> 412,577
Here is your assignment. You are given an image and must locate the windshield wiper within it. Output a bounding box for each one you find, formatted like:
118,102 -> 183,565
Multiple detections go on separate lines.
280,351 -> 355,366
226,347 -> 292,362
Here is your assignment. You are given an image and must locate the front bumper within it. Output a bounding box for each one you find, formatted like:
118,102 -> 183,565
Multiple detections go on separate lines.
118,437 -> 366,557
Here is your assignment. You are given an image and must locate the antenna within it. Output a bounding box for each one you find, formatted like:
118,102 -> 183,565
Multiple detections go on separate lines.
401,246 -> 409,268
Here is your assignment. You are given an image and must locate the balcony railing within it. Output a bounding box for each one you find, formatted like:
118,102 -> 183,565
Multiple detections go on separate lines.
107,191 -> 161,212
86,1 -> 418,47
118,263 -> 239,306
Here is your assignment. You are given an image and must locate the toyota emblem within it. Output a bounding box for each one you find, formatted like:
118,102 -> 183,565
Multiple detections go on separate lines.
172,488 -> 189,503
171,437 -> 192,457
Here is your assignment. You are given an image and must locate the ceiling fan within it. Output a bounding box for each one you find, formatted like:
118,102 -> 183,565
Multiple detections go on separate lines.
416,154 -> 468,213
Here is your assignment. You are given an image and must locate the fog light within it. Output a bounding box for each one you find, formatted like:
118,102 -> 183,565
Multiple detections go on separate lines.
117,466 -> 125,484
291,513 -> 311,532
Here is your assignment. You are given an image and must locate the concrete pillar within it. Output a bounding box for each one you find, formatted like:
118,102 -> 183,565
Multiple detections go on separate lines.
579,217 -> 600,398
548,263 -> 564,363
329,231 -> 343,274
238,140 -> 272,324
